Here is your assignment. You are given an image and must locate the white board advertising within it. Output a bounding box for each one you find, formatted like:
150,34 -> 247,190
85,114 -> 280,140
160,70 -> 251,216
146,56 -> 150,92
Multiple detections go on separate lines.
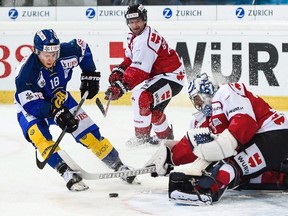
1,21 -> 288,99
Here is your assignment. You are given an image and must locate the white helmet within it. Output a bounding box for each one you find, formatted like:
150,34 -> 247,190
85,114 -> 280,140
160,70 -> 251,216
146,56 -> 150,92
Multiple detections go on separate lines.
187,73 -> 219,116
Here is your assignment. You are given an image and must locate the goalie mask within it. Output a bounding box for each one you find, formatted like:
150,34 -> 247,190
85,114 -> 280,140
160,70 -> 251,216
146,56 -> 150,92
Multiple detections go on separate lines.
33,29 -> 60,59
188,73 -> 219,117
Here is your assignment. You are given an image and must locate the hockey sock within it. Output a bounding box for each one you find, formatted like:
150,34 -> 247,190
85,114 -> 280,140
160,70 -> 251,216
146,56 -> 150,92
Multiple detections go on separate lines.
80,133 -> 122,169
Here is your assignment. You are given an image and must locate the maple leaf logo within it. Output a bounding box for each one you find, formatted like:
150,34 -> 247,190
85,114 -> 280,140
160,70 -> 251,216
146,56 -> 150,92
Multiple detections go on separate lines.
177,71 -> 185,81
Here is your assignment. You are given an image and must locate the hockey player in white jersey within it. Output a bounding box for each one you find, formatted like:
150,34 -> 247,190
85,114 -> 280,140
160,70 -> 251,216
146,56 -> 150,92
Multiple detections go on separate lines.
146,73 -> 288,205
14,29 -> 136,192
104,4 -> 186,146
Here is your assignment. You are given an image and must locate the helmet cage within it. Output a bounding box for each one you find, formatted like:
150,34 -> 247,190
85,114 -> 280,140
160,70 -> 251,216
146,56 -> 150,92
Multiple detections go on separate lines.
187,73 -> 218,116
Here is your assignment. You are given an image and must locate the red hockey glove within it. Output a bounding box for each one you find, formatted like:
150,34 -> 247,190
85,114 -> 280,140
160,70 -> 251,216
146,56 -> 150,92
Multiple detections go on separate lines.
105,81 -> 127,101
108,66 -> 125,85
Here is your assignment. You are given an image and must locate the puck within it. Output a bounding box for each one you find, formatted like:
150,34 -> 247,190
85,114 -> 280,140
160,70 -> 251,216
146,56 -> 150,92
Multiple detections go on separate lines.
109,193 -> 119,198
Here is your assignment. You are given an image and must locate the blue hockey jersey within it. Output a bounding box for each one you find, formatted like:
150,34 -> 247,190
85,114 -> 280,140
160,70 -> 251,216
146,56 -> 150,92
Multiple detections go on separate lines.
15,39 -> 96,120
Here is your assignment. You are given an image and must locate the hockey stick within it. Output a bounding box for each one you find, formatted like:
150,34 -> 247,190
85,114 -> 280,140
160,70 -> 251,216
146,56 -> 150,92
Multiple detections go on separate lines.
95,93 -> 111,117
58,150 -> 156,180
35,91 -> 89,170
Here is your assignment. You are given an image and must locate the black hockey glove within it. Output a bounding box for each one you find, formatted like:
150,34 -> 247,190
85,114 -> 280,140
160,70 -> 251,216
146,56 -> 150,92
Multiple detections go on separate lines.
80,71 -> 101,99
105,81 -> 128,101
52,107 -> 79,133
108,66 -> 125,85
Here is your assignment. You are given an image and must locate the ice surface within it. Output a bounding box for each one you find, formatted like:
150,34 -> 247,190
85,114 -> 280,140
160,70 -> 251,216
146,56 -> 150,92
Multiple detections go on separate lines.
0,104 -> 287,216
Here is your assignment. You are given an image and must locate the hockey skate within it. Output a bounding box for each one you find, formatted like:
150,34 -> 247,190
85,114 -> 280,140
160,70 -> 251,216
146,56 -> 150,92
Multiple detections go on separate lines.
170,190 -> 212,206
168,172 -> 227,206
125,135 -> 151,148
57,163 -> 89,192
126,125 -> 174,147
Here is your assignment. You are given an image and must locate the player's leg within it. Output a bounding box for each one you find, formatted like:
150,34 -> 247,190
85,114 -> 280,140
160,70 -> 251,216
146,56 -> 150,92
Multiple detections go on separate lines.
237,159 -> 288,190
169,161 -> 239,205
27,121 -> 88,191
125,88 -> 152,146
127,76 -> 182,146
71,105 -> 137,184
148,77 -> 183,144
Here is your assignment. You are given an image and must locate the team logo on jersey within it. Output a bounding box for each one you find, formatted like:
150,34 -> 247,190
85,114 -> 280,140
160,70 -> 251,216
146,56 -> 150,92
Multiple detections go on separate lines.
53,91 -> 66,109
25,92 -> 34,101
177,71 -> 185,81
272,113 -> 285,125
37,72 -> 46,88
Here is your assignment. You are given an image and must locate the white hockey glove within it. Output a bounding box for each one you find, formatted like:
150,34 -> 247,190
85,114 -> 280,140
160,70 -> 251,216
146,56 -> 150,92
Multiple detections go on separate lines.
145,140 -> 178,177
185,158 -> 212,176
189,128 -> 238,161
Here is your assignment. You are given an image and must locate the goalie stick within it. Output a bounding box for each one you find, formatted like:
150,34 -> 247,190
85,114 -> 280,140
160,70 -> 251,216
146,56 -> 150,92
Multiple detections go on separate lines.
36,91 -> 89,170
58,150 -> 156,180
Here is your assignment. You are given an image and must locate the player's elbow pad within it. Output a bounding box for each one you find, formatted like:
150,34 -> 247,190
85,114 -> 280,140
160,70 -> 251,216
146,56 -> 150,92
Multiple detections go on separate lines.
193,129 -> 238,161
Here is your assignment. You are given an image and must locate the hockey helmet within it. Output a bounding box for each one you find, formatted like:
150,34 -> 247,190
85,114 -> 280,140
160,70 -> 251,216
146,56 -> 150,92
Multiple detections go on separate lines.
125,4 -> 147,24
33,29 -> 60,58
187,73 -> 219,116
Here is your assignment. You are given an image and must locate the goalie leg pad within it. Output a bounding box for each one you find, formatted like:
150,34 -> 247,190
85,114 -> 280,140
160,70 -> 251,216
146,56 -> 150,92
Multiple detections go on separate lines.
169,162 -> 231,205
168,172 -> 212,206
168,172 -> 194,197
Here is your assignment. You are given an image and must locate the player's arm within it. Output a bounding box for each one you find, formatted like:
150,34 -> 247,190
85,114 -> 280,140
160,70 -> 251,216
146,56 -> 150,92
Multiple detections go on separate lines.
104,67 -> 149,101
15,64 -> 51,119
64,39 -> 100,100
107,57 -> 131,86
16,90 -> 51,119
225,84 -> 259,144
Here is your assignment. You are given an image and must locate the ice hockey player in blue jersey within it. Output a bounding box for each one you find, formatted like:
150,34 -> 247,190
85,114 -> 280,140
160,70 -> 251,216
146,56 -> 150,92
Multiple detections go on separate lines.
14,29 -> 136,191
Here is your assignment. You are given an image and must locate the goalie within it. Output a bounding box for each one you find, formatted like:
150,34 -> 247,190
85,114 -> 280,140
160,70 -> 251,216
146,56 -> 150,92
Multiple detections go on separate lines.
146,73 -> 288,205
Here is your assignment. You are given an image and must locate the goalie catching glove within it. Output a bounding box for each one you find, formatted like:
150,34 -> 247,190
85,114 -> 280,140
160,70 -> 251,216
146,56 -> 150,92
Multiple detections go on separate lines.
105,81 -> 128,101
187,128 -> 238,161
145,140 -> 177,177
80,71 -> 100,99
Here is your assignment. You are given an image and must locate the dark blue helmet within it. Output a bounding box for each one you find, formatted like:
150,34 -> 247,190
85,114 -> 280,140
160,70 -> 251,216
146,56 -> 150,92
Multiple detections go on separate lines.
33,29 -> 60,58
125,4 -> 147,24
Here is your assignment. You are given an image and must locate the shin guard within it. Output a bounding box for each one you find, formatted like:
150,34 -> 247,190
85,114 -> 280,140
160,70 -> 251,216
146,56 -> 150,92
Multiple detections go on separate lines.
28,124 -> 60,159
80,133 -> 121,169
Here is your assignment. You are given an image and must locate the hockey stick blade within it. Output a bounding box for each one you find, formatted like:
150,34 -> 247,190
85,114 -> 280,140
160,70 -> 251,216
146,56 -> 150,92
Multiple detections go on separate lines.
96,98 -> 106,117
58,150 -> 156,180
36,91 -> 89,170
